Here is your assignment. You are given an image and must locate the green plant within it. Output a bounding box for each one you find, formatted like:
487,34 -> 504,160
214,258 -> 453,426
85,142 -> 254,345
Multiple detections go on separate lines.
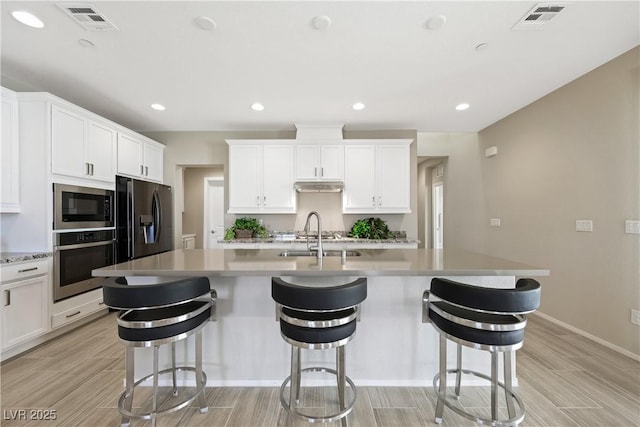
348,217 -> 393,239
224,217 -> 268,240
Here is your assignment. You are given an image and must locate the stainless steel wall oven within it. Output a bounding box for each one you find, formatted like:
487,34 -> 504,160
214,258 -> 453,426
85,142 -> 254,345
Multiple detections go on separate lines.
53,230 -> 115,302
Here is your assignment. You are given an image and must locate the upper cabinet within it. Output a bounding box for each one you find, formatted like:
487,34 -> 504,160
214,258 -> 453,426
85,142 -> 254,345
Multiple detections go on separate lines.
295,143 -> 344,182
51,105 -> 116,183
227,140 -> 296,214
116,133 -> 164,183
1,88 -> 20,212
343,140 -> 412,214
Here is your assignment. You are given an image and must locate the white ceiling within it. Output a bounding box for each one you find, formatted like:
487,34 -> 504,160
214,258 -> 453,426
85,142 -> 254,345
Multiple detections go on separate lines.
1,1 -> 638,133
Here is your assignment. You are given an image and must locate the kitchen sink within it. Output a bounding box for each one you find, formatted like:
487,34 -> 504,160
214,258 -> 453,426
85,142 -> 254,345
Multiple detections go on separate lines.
279,250 -> 362,257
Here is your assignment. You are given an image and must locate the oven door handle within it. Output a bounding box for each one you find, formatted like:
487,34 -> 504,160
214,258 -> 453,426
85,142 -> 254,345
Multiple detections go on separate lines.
54,240 -> 115,251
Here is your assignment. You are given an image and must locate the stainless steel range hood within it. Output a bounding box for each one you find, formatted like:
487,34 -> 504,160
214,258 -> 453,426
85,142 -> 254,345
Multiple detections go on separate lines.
294,181 -> 344,193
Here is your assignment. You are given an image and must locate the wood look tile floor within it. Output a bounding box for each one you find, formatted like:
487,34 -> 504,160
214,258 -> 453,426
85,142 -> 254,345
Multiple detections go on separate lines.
1,313 -> 638,426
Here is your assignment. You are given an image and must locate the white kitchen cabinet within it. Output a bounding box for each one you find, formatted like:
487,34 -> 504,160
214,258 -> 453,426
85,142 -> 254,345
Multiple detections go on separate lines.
295,143 -> 344,181
51,104 -> 116,183
117,133 -> 164,183
343,140 -> 412,214
0,259 -> 49,351
182,234 -> 196,249
227,141 -> 296,213
1,87 -> 20,212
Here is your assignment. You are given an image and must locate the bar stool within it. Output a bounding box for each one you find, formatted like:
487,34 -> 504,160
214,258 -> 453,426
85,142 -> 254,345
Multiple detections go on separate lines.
272,276 -> 367,424
103,276 -> 215,427
423,277 -> 541,427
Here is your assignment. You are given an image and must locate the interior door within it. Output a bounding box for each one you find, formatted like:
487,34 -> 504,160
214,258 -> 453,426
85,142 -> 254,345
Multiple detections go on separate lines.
205,178 -> 225,248
433,182 -> 444,249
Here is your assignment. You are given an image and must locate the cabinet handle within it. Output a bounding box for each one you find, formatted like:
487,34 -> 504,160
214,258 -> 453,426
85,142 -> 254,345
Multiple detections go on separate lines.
5,290 -> 10,307
90,163 -> 94,176
314,167 -> 317,177
145,166 -> 149,176
372,196 -> 376,206
140,165 -> 144,175
18,267 -> 38,273
320,167 -> 324,177
66,311 -> 82,319
256,196 -> 260,206
263,196 -> 266,206
378,195 -> 382,206
86,162 -> 91,175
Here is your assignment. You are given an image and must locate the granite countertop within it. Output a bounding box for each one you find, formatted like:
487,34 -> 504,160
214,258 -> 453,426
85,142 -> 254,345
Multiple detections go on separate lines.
0,252 -> 52,264
218,237 -> 418,244
92,248 -> 548,278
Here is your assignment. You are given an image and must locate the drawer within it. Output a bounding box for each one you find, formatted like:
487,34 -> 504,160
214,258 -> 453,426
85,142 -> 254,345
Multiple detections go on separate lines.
1,259 -> 49,283
51,297 -> 106,329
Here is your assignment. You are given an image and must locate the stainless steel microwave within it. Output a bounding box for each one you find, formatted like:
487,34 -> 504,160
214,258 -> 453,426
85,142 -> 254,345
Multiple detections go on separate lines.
53,184 -> 114,229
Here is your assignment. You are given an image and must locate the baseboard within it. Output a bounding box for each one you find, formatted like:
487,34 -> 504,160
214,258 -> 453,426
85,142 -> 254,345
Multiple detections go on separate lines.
533,311 -> 640,362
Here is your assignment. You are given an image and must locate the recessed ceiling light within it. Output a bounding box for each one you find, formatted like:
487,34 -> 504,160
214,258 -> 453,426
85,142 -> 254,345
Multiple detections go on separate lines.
455,103 -> 470,111
312,15 -> 331,30
78,39 -> 94,48
12,10 -> 44,28
150,103 -> 166,111
352,102 -> 365,111
425,15 -> 446,30
195,16 -> 216,31
251,103 -> 264,111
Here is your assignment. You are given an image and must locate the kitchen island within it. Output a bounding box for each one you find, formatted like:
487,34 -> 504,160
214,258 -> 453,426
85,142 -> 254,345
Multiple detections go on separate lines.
93,248 -> 548,386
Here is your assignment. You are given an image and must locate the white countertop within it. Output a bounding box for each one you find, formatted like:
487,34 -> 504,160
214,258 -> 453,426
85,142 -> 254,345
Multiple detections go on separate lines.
92,248 -> 548,277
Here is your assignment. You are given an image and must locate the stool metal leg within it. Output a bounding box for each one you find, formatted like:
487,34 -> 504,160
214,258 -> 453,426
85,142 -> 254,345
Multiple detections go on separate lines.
195,329 -> 208,413
121,346 -> 135,427
337,346 -> 349,427
454,344 -> 462,399
289,346 -> 301,409
504,350 -> 516,418
152,345 -> 159,427
491,352 -> 498,421
434,335 -> 447,424
171,342 -> 178,397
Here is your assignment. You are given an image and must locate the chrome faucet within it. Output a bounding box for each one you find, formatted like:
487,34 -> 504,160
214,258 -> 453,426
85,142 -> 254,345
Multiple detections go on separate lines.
304,211 -> 323,260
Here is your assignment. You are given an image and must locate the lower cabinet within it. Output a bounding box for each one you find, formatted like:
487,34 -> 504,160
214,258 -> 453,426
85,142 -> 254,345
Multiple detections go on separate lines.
51,288 -> 106,329
0,259 -> 49,351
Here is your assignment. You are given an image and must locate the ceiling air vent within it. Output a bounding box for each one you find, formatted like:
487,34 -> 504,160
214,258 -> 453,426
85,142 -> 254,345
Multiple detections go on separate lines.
57,3 -> 118,31
512,3 -> 566,30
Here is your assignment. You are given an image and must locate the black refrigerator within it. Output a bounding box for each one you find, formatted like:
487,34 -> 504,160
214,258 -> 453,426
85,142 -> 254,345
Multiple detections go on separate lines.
115,175 -> 173,262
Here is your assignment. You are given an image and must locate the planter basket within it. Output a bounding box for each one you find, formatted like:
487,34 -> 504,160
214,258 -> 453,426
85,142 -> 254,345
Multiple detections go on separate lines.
234,229 -> 253,239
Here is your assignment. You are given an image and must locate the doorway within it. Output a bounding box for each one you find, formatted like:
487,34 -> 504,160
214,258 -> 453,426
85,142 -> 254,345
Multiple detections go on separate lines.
204,177 -> 225,248
418,157 -> 447,249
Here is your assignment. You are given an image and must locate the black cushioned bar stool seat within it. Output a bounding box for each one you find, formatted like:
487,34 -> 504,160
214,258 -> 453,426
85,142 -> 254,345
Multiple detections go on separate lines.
103,277 -> 214,427
425,278 -> 541,427
272,277 -> 367,425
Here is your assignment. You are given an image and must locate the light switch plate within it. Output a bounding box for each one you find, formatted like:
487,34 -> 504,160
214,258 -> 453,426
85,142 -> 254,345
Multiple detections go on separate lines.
625,220 -> 640,234
490,218 -> 501,227
576,220 -> 593,232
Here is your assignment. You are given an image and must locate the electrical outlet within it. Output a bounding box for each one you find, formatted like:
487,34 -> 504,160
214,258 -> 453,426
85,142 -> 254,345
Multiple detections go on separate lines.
625,220 -> 640,234
576,220 -> 593,232
631,309 -> 640,326
490,218 -> 501,227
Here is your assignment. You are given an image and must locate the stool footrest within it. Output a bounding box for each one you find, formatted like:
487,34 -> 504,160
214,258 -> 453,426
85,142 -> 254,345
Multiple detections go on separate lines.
280,367 -> 357,424
118,366 -> 207,421
433,368 -> 525,427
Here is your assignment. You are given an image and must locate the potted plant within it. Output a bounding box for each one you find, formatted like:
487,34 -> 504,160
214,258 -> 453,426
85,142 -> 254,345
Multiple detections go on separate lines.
348,217 -> 393,239
224,217 -> 268,240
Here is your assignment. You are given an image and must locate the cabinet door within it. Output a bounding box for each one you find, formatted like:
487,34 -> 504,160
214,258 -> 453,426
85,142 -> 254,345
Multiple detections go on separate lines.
228,144 -> 261,212
319,145 -> 344,181
263,145 -> 295,212
1,90 -> 20,212
117,133 -> 142,177
343,145 -> 376,212
2,276 -> 47,349
295,145 -> 319,181
86,121 -> 116,183
143,141 -> 164,182
377,144 -> 410,213
51,105 -> 86,178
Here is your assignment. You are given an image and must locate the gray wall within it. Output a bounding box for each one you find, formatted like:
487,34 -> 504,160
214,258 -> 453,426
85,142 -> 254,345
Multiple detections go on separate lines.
418,47 -> 639,356
183,166 -> 224,248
